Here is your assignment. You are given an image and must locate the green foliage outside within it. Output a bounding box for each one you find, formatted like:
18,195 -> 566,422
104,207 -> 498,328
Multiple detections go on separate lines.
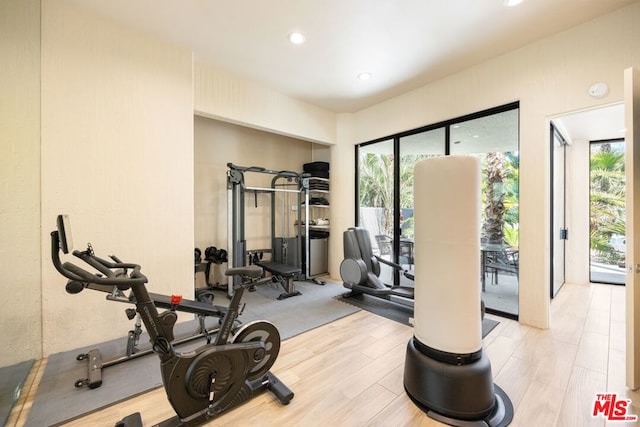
487,152 -> 519,247
358,151 -> 520,246
590,142 -> 626,264
358,152 -> 395,236
358,140 -> 627,267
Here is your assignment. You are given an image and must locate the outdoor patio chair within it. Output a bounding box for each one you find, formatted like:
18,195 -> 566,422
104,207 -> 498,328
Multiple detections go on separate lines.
375,234 -> 393,257
485,247 -> 519,285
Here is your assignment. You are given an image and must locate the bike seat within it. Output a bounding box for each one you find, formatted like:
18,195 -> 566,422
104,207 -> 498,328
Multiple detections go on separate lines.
225,266 -> 263,279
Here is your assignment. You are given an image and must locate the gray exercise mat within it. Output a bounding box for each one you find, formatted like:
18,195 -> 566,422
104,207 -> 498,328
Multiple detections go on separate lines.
338,292 -> 500,337
26,280 -> 358,427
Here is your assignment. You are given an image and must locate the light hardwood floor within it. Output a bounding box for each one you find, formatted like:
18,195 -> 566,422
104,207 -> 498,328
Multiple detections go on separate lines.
8,282 -> 640,426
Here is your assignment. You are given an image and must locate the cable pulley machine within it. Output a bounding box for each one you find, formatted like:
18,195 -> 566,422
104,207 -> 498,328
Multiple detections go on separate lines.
226,163 -> 310,299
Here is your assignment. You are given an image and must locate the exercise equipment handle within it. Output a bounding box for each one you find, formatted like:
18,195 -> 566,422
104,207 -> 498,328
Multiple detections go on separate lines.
51,230 -> 147,289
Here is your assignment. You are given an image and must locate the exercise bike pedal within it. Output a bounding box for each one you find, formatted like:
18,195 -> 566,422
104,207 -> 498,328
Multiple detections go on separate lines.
115,411 -> 143,427
265,372 -> 294,405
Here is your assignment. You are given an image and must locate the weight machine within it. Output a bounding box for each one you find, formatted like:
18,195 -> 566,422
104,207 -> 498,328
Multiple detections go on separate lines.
226,163 -> 310,299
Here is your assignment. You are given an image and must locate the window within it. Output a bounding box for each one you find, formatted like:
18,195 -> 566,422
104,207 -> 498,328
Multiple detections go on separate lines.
589,139 -> 626,285
355,103 -> 519,318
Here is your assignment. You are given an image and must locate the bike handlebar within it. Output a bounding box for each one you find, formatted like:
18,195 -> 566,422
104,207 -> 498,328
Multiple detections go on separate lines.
51,230 -> 147,289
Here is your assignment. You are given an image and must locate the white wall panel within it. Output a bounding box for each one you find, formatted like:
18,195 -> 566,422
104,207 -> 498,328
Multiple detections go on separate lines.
565,138 -> 590,285
0,0 -> 41,367
41,0 -> 194,355
194,62 -> 337,145
329,114 -> 356,279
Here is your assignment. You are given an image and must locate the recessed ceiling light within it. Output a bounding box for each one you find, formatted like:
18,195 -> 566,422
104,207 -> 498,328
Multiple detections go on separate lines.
288,32 -> 305,45
358,72 -> 372,81
503,0 -> 524,6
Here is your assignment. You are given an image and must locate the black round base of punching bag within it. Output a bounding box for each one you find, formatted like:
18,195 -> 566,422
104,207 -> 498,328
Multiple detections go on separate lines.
404,338 -> 513,427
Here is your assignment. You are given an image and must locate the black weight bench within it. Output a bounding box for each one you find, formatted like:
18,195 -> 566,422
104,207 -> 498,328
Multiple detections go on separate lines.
255,262 -> 302,300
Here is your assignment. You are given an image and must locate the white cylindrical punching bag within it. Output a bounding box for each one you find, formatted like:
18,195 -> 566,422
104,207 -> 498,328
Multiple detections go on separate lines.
413,155 -> 482,355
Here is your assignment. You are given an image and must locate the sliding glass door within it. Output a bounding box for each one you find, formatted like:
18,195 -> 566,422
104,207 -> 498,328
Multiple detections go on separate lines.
551,124 -> 567,297
449,109 -> 520,317
397,129 -> 445,285
355,103 -> 520,318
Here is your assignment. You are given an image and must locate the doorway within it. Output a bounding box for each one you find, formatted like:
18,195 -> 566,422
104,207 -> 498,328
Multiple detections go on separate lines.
550,103 -> 625,295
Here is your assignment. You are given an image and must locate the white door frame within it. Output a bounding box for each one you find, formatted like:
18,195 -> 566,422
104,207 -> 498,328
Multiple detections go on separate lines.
624,67 -> 640,390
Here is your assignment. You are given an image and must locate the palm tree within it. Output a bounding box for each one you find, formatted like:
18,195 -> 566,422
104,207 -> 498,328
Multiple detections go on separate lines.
590,144 -> 625,256
483,152 -> 506,244
359,150 -> 521,247
502,152 -> 520,246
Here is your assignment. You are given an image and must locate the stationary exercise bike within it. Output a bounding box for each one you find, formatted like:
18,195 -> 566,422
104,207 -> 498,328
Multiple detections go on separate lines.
51,215 -> 293,426
67,269 -> 231,391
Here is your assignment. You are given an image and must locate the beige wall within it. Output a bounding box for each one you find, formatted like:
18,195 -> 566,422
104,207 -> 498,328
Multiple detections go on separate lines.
565,136 -> 591,285
344,3 -> 640,328
194,116 -> 314,284
329,114 -> 356,279
195,62 -> 337,145
0,0 -> 41,366
39,0 -> 194,355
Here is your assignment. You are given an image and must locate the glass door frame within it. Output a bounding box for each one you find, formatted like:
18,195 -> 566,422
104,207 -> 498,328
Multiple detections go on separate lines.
354,101 -> 520,320
354,123 -> 454,276
550,122 -> 568,298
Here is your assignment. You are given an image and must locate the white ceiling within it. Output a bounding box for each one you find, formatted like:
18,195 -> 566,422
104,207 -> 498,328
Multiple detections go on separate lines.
553,103 -> 625,143
66,0 -> 638,113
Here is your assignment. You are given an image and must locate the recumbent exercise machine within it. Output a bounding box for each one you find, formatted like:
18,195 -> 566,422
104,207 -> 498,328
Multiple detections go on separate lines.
51,215 -> 293,426
340,226 -> 415,308
340,227 -> 485,316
